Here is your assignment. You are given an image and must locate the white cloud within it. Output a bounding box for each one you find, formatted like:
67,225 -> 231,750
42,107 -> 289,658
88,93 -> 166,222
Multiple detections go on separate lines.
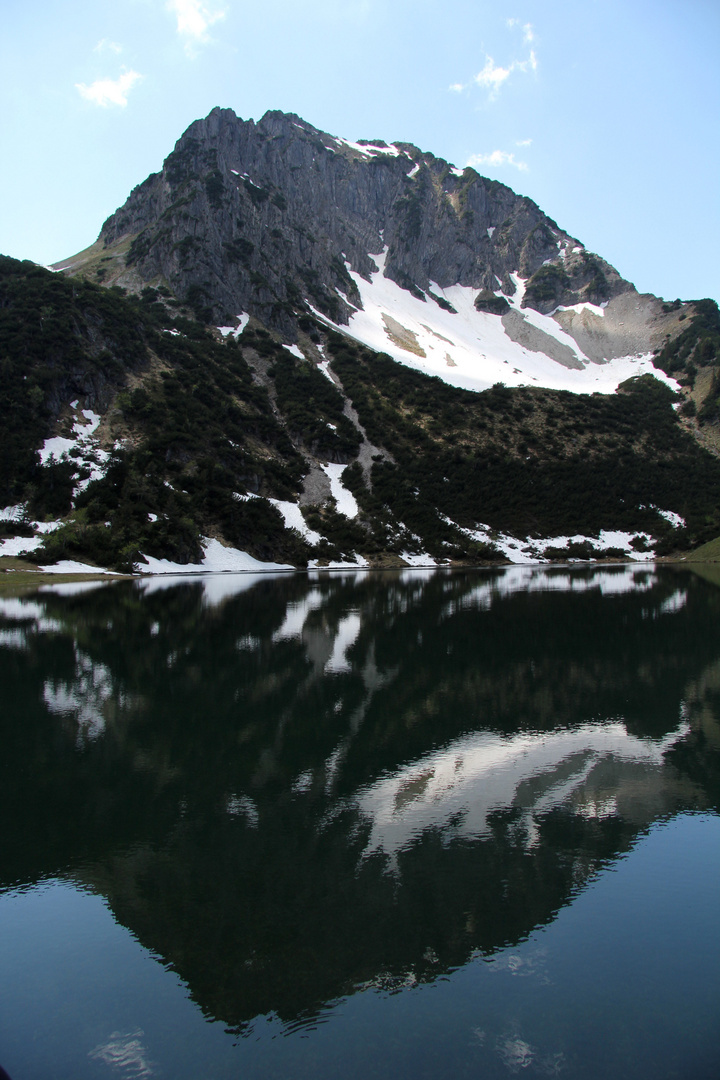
474,56 -> 513,98
453,20 -> 538,99
507,18 -> 535,43
94,39 -> 122,54
460,46 -> 537,100
75,70 -> 142,108
167,0 -> 226,53
467,150 -> 528,172
516,138 -> 532,147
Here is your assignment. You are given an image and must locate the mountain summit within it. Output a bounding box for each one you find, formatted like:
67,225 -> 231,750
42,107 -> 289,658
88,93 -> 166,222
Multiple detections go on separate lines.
2,108 -> 719,573
60,108 -> 683,395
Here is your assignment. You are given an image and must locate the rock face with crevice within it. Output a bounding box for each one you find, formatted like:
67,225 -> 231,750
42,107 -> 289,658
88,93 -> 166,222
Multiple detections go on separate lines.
66,107 -> 634,341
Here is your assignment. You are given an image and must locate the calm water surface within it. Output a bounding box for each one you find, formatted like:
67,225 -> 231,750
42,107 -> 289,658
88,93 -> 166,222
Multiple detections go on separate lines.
0,565 -> 719,1079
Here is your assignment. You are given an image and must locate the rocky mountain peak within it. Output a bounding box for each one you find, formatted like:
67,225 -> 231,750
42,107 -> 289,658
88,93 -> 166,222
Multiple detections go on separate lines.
90,107 -> 631,340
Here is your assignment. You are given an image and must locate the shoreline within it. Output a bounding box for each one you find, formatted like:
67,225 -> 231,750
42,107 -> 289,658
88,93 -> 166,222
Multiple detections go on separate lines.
0,555 -> 715,592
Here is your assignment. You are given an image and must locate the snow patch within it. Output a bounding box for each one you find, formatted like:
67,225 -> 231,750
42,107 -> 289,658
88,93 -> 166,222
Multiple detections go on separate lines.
37,560 -> 122,575
401,552 -> 439,567
441,514 -> 658,564
554,301 -> 607,318
320,463 -> 359,519
282,343 -> 305,359
0,504 -> 26,522
217,313 -> 249,338
136,537 -> 293,575
334,137 -> 401,158
237,490 -> 322,545
0,516 -> 68,560
39,436 -> 76,465
0,536 -> 44,557
307,249 -> 676,395
318,359 -> 336,384
649,506 -> 685,529
37,405 -> 110,495
308,554 -> 369,570
268,499 -> 323,545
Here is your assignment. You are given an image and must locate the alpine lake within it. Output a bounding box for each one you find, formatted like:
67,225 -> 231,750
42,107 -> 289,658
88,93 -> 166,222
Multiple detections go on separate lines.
1,564 -> 719,1080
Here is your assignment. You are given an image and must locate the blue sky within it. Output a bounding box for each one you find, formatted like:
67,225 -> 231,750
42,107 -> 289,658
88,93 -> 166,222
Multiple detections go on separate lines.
2,0 -> 718,302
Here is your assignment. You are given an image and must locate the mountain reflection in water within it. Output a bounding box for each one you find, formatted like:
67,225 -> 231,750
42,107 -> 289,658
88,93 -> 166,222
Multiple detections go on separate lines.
0,564 -> 719,1039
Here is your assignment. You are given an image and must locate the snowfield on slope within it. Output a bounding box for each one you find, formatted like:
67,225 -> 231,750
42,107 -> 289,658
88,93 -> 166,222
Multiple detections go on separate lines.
136,537 -> 294,574
438,515 -> 661,564
312,250 -> 678,395
38,402 -> 111,494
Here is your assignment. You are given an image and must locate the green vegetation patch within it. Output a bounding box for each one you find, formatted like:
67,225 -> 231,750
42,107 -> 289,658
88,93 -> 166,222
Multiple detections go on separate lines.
0,256 -> 149,507
682,535 -> 720,563
524,264 -> 571,307
326,333 -> 720,551
656,299 -> 720,377
0,256 -> 312,571
474,290 -> 510,315
271,352 -> 361,461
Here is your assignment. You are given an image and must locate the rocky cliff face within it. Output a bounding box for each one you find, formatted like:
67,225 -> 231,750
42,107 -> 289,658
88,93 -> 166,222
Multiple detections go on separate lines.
87,108 -> 629,334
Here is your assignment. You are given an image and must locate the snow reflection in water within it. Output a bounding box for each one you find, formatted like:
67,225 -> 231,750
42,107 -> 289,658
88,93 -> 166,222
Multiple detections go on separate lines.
354,720 -> 689,865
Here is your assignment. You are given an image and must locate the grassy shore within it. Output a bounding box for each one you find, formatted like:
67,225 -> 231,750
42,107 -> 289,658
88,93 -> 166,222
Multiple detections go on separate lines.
679,536 -> 720,563
0,556 -> 125,591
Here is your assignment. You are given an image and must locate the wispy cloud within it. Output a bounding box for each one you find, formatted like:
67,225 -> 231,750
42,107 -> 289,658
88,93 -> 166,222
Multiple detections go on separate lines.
451,21 -> 537,99
94,39 -> 122,54
467,149 -> 529,172
166,0 -> 226,54
75,69 -> 142,108
507,18 -> 534,43
516,138 -> 532,147
474,56 -> 513,98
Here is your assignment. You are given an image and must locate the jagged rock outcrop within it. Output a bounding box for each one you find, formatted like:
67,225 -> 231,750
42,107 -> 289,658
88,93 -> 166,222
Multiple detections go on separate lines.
80,108 -> 628,333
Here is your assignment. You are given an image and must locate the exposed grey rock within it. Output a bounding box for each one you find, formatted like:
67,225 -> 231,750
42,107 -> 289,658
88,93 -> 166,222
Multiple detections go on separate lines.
501,309 -> 584,370
93,107 -> 634,337
554,292 -> 673,363
300,464 -> 332,507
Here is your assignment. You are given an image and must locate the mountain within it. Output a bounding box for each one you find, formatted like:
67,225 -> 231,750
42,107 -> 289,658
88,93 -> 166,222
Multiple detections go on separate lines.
2,107 -> 720,573
59,108 -> 689,393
